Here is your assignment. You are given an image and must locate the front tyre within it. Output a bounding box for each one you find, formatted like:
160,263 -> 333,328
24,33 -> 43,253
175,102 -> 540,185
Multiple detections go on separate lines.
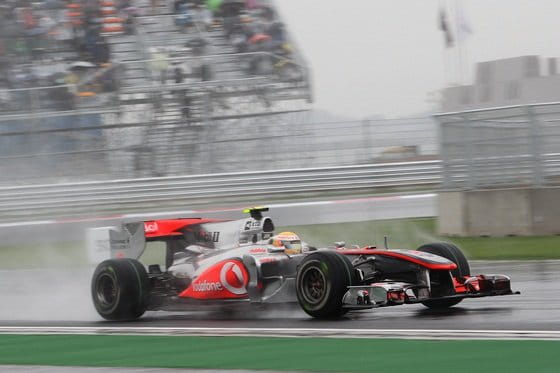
91,258 -> 150,321
417,242 -> 470,309
296,251 -> 357,319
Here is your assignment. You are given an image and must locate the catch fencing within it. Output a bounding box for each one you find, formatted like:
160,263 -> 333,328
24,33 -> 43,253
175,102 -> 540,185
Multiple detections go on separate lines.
435,103 -> 560,189
0,108 -> 438,185
0,47 -> 317,185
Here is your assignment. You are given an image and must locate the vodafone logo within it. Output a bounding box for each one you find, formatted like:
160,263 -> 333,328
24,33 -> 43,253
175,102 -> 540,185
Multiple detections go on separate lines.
219,261 -> 247,295
180,259 -> 248,299
193,281 -> 223,292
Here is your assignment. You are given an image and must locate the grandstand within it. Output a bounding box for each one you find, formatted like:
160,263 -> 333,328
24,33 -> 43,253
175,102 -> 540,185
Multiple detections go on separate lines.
0,0 -> 313,183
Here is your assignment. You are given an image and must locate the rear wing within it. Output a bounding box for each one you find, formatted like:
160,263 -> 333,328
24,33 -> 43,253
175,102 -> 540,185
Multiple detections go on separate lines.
86,222 -> 146,264
86,211 -> 276,264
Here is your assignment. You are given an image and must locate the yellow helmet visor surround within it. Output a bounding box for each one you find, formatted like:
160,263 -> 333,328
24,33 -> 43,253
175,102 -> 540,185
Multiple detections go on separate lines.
283,240 -> 302,254
270,232 -> 302,254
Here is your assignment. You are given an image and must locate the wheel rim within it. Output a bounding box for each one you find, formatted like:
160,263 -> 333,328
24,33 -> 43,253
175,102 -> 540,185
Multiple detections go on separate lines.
96,272 -> 118,307
300,265 -> 327,305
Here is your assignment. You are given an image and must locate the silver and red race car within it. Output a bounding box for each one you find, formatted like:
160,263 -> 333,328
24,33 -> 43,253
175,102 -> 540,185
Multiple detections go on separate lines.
89,207 -> 518,320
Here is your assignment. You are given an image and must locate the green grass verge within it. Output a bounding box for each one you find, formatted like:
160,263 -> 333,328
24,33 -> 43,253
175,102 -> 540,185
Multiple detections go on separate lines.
280,218 -> 560,260
0,241 -> 88,269
2,218 -> 560,270
0,240 -> 166,270
0,335 -> 558,372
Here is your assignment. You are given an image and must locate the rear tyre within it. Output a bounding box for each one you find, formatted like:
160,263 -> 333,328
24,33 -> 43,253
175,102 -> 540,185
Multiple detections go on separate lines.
417,242 -> 470,309
91,258 -> 150,320
296,251 -> 357,319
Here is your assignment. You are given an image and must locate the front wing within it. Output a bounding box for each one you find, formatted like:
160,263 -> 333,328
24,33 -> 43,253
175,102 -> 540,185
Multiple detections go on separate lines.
342,274 -> 519,309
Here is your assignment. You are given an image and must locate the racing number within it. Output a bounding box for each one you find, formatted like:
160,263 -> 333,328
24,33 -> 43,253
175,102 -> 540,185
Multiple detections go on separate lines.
212,232 -> 220,242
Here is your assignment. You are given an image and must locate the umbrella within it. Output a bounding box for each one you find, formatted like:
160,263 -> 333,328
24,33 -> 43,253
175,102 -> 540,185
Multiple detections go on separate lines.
50,72 -> 67,85
206,0 -> 223,11
249,33 -> 270,44
69,61 -> 96,69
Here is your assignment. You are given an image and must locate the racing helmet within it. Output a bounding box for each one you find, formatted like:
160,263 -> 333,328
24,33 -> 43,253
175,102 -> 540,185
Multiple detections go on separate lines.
270,231 -> 302,254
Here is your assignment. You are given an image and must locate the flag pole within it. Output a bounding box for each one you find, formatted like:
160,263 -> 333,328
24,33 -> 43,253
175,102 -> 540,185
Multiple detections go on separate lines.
454,0 -> 463,85
439,0 -> 452,86
456,0 -> 472,85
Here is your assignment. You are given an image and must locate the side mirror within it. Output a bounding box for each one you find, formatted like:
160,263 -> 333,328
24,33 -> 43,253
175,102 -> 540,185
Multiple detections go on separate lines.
334,241 -> 346,248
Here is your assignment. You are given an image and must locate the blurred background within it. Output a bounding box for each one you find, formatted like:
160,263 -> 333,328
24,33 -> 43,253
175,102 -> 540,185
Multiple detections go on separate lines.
1,0 -> 560,349
1,3 -> 560,370
0,0 -> 559,239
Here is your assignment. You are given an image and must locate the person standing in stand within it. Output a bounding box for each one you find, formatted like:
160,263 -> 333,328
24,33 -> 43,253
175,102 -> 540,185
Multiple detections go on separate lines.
150,0 -> 160,14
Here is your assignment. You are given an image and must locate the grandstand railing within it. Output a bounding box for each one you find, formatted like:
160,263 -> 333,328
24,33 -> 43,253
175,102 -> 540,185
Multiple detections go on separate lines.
0,50 -> 310,114
0,73 -> 120,116
0,114 -> 438,183
0,84 -> 77,114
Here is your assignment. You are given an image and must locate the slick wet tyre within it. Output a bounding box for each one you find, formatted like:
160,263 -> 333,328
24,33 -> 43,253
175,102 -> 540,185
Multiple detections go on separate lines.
296,251 -> 357,319
417,242 -> 470,309
91,258 -> 150,321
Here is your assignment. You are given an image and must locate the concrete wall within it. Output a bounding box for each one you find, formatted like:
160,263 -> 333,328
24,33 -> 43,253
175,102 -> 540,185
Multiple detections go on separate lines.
465,189 -> 532,236
531,188 -> 560,235
438,187 -> 560,236
437,191 -> 466,236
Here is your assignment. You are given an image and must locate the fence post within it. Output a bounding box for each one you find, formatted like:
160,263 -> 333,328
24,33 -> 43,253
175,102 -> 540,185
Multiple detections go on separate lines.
437,115 -> 450,189
463,112 -> 476,190
361,119 -> 372,163
527,105 -> 544,187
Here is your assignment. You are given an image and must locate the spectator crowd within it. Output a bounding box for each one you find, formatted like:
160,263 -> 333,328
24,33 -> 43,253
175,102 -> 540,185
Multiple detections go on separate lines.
0,0 -> 301,114
168,0 -> 294,77
144,0 -> 299,122
0,0 -> 133,111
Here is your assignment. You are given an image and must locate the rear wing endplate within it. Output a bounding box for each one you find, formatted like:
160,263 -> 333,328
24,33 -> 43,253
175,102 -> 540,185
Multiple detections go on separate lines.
86,222 -> 146,263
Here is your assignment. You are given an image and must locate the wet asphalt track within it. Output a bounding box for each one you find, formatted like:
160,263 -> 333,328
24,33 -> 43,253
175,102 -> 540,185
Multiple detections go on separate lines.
0,193 -> 556,333
0,261 -> 558,332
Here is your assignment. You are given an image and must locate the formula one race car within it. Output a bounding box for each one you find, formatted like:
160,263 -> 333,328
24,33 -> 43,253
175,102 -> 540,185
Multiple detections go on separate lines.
89,207 -> 518,320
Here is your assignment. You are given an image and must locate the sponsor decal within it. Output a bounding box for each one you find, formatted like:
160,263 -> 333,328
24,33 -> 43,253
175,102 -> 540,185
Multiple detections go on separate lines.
220,261 -> 246,295
244,219 -> 262,231
249,247 -> 267,254
192,281 -> 223,292
144,222 -> 158,233
180,259 -> 249,299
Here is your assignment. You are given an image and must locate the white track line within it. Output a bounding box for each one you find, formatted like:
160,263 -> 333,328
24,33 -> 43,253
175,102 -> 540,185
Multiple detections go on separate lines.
0,327 -> 558,340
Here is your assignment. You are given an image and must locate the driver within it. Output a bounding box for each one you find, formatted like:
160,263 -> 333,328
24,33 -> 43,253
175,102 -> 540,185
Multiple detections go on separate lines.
270,231 -> 303,254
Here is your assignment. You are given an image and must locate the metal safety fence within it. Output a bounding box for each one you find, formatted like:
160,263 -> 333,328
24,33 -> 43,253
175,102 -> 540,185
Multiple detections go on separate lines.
0,160 -> 441,223
435,103 -> 560,190
0,47 -> 316,184
0,111 -> 438,185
